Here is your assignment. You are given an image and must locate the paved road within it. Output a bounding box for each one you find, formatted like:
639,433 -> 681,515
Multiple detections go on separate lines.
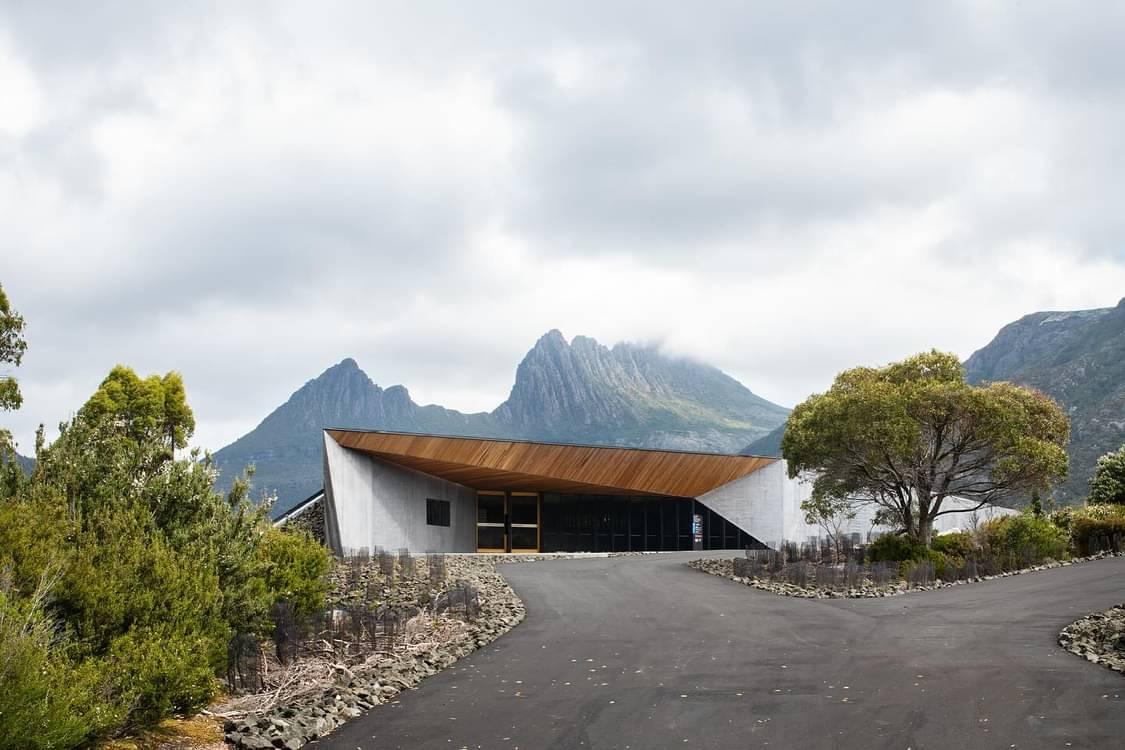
312,553 -> 1125,749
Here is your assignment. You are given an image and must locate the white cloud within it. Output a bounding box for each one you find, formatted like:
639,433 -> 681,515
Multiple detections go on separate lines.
2,1 -> 1124,456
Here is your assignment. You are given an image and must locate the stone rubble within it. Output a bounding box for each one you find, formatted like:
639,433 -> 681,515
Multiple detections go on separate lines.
1058,605 -> 1125,675
224,557 -> 524,749
688,550 -> 1125,599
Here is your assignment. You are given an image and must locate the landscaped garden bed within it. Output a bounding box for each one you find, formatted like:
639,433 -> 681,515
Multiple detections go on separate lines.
692,503 -> 1125,599
689,549 -> 1124,599
216,552 -> 525,750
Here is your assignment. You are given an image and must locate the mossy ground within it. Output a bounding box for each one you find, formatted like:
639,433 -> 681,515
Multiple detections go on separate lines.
98,715 -> 225,750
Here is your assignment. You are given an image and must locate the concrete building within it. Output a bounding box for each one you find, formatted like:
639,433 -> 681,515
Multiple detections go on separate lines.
292,428 -> 1017,555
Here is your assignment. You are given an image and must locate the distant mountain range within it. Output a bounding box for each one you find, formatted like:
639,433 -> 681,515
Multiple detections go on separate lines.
741,298 -> 1125,504
964,298 -> 1125,502
214,330 -> 790,516
11,452 -> 34,476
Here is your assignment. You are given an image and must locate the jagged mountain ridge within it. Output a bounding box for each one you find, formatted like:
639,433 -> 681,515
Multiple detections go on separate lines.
964,298 -> 1125,502
213,331 -> 790,515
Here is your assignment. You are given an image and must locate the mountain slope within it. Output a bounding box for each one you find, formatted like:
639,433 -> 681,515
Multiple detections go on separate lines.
964,298 -> 1125,502
741,423 -> 785,457
212,358 -> 500,510
214,332 -> 790,516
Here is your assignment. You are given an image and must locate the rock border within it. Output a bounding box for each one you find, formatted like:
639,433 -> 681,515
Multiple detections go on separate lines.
688,550 -> 1125,599
224,559 -> 524,750
1059,605 -> 1125,675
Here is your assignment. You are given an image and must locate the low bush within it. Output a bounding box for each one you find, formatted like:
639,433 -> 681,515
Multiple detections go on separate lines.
979,512 -> 1069,570
867,533 -> 928,563
1069,503 -> 1125,555
868,534 -> 956,580
259,525 -> 332,620
0,581 -> 124,750
897,548 -> 953,581
931,530 -> 976,560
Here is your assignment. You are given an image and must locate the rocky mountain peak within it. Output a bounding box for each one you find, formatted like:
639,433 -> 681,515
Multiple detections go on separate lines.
963,298 -> 1125,501
215,331 -> 789,516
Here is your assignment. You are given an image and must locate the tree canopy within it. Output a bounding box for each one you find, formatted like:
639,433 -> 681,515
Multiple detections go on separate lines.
1088,445 -> 1125,505
0,283 -> 27,414
782,350 -> 1069,545
80,365 -> 195,450
1,312 -> 329,747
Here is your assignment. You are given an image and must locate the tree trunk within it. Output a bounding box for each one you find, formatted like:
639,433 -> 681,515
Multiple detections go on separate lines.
917,517 -> 933,547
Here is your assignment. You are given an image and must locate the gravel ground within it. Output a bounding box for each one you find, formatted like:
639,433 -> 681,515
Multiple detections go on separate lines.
1059,605 -> 1125,675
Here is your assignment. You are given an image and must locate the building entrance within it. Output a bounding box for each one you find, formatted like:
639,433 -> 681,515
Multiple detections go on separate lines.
476,491 -> 541,553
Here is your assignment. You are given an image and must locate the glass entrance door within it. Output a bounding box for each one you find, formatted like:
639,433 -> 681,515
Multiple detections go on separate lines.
476,492 -> 540,553
509,493 -> 540,553
476,492 -> 506,552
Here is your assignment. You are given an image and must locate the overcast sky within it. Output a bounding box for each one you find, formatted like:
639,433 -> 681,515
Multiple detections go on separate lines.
3,2 -> 1124,454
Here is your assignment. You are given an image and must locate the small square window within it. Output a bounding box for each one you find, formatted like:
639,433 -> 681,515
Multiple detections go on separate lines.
426,498 -> 451,527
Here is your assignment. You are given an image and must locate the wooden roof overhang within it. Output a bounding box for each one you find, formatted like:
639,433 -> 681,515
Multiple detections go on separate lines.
326,429 -> 777,497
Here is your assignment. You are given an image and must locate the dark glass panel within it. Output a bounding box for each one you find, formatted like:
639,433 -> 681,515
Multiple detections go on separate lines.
510,495 -> 538,525
478,494 -> 505,524
477,526 -> 504,550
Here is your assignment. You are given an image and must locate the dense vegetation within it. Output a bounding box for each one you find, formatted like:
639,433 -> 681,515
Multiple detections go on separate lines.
0,285 -> 330,749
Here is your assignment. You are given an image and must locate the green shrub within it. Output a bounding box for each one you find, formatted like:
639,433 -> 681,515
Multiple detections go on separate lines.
1069,503 -> 1125,555
931,530 -> 976,560
0,364 -> 339,744
259,526 -> 332,620
868,534 -> 956,579
0,584 -> 124,750
1047,506 -> 1073,533
867,533 -> 928,563
106,625 -> 219,727
54,507 -> 226,730
895,548 -> 953,580
980,512 -> 1069,570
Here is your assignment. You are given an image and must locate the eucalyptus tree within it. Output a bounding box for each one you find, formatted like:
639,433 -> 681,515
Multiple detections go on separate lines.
1088,445 -> 1125,505
783,350 -> 1069,546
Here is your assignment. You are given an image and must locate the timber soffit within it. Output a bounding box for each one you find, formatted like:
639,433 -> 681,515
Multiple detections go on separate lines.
325,429 -> 777,497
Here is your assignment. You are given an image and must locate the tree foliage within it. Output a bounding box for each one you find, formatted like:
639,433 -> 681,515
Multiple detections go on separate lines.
0,344 -> 332,745
0,282 -> 27,414
0,283 -> 28,492
80,365 -> 195,450
1088,445 -> 1125,505
800,493 -> 856,562
782,350 -> 1069,545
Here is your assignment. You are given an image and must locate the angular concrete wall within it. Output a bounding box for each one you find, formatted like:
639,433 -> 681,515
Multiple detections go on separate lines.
696,459 -> 1019,548
695,460 -> 814,546
323,433 -> 477,554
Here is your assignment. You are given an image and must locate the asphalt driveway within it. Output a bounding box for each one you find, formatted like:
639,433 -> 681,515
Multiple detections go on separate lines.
310,553 -> 1125,749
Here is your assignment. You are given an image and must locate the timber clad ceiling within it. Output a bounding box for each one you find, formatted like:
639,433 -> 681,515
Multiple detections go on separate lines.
327,429 -> 776,497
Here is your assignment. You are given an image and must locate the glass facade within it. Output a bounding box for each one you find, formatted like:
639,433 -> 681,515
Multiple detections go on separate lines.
538,493 -> 765,553
476,491 -> 763,553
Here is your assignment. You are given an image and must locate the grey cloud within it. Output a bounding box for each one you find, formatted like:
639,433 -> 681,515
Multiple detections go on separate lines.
3,1 -> 1125,454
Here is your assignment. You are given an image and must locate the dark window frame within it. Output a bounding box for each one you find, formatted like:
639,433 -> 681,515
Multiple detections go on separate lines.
426,498 -> 451,527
